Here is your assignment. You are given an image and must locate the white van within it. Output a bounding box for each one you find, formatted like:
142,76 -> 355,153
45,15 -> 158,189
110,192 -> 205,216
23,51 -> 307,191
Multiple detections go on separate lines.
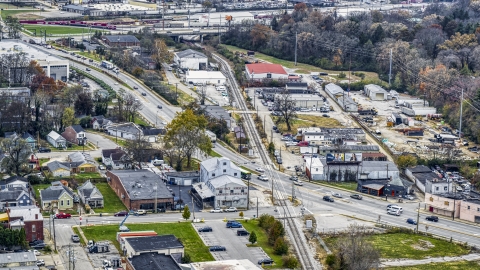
152,159 -> 164,166
390,206 -> 403,213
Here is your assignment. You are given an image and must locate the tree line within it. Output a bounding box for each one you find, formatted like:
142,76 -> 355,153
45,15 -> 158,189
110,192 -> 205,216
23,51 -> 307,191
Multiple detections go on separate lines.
0,227 -> 27,249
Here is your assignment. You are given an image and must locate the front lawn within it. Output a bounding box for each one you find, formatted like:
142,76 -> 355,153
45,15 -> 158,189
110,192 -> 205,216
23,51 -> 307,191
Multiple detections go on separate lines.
240,220 -> 284,268
272,115 -> 341,134
81,223 -> 214,262
71,172 -> 102,180
33,184 -> 51,200
93,183 -> 127,213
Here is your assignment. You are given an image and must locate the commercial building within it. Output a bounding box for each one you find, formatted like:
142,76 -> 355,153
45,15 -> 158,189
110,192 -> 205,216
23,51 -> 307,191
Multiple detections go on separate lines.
245,63 -> 288,81
174,49 -> 208,70
364,84 -> 388,100
284,94 -> 324,109
285,82 -> 308,93
324,83 -> 358,112
6,206 -> 44,242
0,40 -> 69,82
164,171 -> 199,186
0,252 -> 38,269
124,235 -> 184,259
107,170 -> 174,211
200,157 -> 241,183
127,253 -> 181,270
103,35 -> 140,47
185,70 -> 226,85
299,127 -> 366,145
189,259 -> 259,269
206,175 -> 248,208
405,165 -> 449,194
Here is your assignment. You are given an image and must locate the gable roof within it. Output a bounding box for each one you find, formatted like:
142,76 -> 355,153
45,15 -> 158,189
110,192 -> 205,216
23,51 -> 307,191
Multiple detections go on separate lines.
78,180 -> 103,201
102,148 -> 125,158
104,35 -> 140,43
200,157 -> 241,172
47,161 -> 70,172
208,174 -> 247,188
40,185 -> 73,201
175,49 -> 207,59
71,125 -> 85,133
245,63 -> 287,75
68,152 -> 95,163
21,132 -> 34,140
0,188 -> 27,202
0,176 -> 28,186
47,130 -> 65,141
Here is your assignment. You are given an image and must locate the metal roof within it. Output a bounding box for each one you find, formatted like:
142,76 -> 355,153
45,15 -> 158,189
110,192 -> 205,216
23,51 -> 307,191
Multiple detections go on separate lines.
175,49 -> 206,59
104,35 -> 140,43
7,206 -> 43,222
125,235 -> 183,252
0,252 -> 37,264
110,170 -> 173,201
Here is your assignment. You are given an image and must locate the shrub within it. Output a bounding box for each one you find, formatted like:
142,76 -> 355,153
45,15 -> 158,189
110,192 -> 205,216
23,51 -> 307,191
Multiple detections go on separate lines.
273,237 -> 288,255
338,72 -> 347,79
282,255 -> 299,268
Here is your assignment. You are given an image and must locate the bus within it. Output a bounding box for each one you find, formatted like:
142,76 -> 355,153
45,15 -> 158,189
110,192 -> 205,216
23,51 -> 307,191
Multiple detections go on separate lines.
101,60 -> 114,70
240,169 -> 251,180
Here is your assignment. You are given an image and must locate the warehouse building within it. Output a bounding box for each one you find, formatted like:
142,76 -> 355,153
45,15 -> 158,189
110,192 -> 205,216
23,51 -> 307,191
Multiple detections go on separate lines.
185,71 -> 226,85
174,49 -> 208,70
364,84 -> 388,100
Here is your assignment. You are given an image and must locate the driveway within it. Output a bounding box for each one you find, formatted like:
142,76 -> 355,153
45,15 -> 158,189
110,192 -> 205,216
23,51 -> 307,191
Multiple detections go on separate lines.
86,132 -> 118,149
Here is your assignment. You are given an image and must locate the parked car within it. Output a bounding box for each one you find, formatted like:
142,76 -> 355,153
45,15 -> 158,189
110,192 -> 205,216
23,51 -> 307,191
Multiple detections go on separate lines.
98,165 -> 106,170
225,207 -> 238,212
30,249 -> 41,256
209,246 -> 226,251
289,176 -> 298,181
323,196 -> 334,202
36,260 -> 45,266
226,222 -> 242,228
71,234 -> 80,242
32,243 -> 46,249
255,167 -> 265,172
258,258 -> 274,265
258,175 -> 268,181
406,218 -> 417,225
198,226 -> 213,232
210,208 -> 223,213
404,195 -> 414,200
276,157 -> 283,164
55,213 -> 71,219
426,216 -> 439,222
332,192 -> 342,198
293,180 -> 303,186
114,211 -> 128,217
350,194 -> 362,200
29,240 -> 44,246
135,210 -> 147,216
237,229 -> 250,236
38,147 -> 51,153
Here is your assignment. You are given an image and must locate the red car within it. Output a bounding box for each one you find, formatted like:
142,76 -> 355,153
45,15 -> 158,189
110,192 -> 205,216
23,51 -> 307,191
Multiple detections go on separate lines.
55,213 -> 71,219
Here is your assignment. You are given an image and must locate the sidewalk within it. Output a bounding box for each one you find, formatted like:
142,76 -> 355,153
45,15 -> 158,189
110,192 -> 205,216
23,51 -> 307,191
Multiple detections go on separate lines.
380,253 -> 480,267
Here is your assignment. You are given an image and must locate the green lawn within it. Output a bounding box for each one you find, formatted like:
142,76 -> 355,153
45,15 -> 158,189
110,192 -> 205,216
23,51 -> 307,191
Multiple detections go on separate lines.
210,150 -> 222,157
23,25 -> 99,35
93,183 -> 127,213
1,9 -> 42,20
223,44 -> 380,80
39,158 -> 50,166
240,220 -> 284,268
386,261 -> 480,270
315,181 -> 358,191
33,184 -> 51,200
71,172 -> 102,180
324,233 -> 470,260
81,223 -> 214,262
76,51 -> 102,62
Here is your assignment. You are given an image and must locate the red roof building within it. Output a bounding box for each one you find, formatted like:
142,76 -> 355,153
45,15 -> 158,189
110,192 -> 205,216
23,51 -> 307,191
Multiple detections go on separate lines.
245,63 -> 288,80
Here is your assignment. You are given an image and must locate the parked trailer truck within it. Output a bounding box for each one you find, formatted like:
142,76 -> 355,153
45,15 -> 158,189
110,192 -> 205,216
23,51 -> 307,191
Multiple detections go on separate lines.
400,106 -> 436,116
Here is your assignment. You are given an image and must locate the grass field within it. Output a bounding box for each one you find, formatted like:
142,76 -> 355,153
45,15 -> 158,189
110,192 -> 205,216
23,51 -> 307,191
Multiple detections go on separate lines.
76,51 -> 102,62
316,181 -> 357,191
210,150 -> 222,157
273,114 -> 342,134
71,172 -> 103,180
223,44 -> 380,81
93,183 -> 127,213
24,25 -> 100,35
33,184 -> 51,200
81,223 -> 214,262
386,261 -> 480,270
1,9 -> 43,20
240,220 -> 284,268
324,233 -> 470,260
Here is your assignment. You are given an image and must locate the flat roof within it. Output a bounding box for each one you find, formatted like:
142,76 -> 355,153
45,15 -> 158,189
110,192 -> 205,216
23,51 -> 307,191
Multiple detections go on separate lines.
125,235 -> 183,252
190,259 -> 260,270
0,252 -> 36,264
287,94 -> 324,101
186,71 -> 226,80
130,253 -> 181,270
110,170 -> 173,200
0,40 -> 65,63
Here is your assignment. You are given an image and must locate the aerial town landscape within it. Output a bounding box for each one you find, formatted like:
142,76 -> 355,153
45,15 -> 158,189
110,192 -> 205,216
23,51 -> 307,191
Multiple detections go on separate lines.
0,0 -> 480,269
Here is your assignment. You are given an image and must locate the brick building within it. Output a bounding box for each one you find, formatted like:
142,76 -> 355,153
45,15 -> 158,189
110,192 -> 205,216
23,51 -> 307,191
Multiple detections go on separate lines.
103,35 -> 140,47
107,170 -> 174,211
6,206 -> 44,241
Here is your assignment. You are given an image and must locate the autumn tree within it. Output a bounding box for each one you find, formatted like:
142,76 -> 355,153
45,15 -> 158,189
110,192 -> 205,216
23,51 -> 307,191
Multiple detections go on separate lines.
74,92 -> 94,116
164,109 -> 212,170
250,24 -> 273,49
396,155 -> 417,170
61,107 -> 75,130
151,39 -> 173,69
123,136 -> 152,169
0,139 -> 34,176
274,91 -> 297,131
439,33 -> 478,51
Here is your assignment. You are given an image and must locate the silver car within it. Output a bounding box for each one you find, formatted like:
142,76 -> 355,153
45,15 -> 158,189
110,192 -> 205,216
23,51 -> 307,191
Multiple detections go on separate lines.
332,192 -> 342,198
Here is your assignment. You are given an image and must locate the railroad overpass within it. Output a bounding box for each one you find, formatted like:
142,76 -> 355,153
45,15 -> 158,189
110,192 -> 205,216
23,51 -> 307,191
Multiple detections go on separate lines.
153,28 -> 227,41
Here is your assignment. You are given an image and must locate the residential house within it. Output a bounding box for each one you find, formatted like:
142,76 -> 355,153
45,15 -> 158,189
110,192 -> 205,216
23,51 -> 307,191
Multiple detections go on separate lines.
5,206 -> 44,242
77,180 -> 104,208
245,63 -> 288,81
174,49 -> 208,70
0,187 -> 33,210
106,123 -> 142,140
200,157 -> 241,183
47,130 -> 67,148
103,35 -> 140,47
102,148 -> 129,169
164,171 -> 199,186
62,125 -> 87,145
0,176 -> 28,190
305,157 -> 325,181
67,152 -> 97,173
3,132 -> 36,149
107,170 -> 174,211
39,184 -> 75,210
91,115 -> 113,130
47,161 -> 71,177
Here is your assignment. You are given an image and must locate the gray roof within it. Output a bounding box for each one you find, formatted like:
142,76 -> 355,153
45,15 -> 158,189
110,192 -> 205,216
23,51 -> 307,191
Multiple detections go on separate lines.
365,84 -> 388,94
130,253 -> 181,270
201,105 -> 231,121
318,145 -> 379,152
40,185 -> 73,201
104,35 -> 140,43
143,128 -> 165,136
110,170 -> 173,200
303,128 -> 365,135
407,165 -> 432,173
0,189 -> 25,202
286,82 -> 308,87
0,176 -> 28,185
0,252 -> 37,264
47,130 -> 65,141
108,123 -> 141,135
175,49 -> 207,59
208,174 -> 247,188
71,125 -> 85,133
361,161 -> 398,172
200,157 -> 241,173
78,180 -> 103,200
47,161 -> 70,172
164,171 -> 199,178
63,4 -> 89,11
325,83 -> 344,95
125,235 -> 183,252
102,148 -> 125,158
413,172 -> 443,185
21,132 -> 34,140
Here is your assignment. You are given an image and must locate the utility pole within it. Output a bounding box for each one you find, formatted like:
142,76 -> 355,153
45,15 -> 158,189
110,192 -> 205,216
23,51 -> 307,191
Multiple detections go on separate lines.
459,88 -> 464,142
294,31 -> 298,66
415,202 -> 420,233
53,216 -> 57,251
175,83 -> 178,101
292,182 -> 295,201
388,48 -> 393,86
247,177 -> 250,210
256,197 -> 259,218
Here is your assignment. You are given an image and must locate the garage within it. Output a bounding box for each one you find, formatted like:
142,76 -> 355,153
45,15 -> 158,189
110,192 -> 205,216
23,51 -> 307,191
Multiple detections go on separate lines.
185,71 -> 226,85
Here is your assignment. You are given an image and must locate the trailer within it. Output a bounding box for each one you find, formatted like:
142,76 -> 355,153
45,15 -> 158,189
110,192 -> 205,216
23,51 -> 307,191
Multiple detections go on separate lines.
357,109 -> 378,115
400,106 -> 436,116
88,242 -> 110,253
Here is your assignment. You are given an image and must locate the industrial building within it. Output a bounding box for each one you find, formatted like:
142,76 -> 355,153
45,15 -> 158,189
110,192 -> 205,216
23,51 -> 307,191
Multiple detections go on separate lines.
185,71 -> 226,85
324,83 -> 358,112
195,11 -> 254,25
0,41 -> 69,82
245,63 -> 288,81
364,84 -> 388,101
174,49 -> 208,70
299,127 -> 366,145
282,94 -> 324,109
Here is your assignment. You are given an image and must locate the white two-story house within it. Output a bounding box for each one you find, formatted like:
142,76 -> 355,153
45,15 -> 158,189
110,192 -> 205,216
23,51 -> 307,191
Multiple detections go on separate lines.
200,157 -> 241,183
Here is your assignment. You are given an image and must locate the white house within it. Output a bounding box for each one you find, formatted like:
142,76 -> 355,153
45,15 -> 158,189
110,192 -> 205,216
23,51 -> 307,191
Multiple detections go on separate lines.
106,123 -> 142,140
174,49 -> 208,70
364,84 -> 388,101
305,157 -> 325,180
77,180 -> 104,208
207,175 -> 248,208
200,157 -> 241,183
245,63 -> 288,81
185,71 -> 226,85
46,131 -> 67,148
425,178 -> 452,194
92,118 -> 112,130
102,148 -> 129,169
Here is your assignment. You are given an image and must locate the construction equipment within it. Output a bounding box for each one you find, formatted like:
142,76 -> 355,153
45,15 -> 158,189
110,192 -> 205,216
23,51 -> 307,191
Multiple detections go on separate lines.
119,212 -> 132,232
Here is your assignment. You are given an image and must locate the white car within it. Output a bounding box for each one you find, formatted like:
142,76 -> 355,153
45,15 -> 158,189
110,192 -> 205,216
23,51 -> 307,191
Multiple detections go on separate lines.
293,180 -> 303,186
210,208 -> 223,213
30,250 -> 41,256
36,260 -> 45,266
285,141 -> 297,147
255,167 -> 265,172
225,207 -> 238,212
332,192 -> 342,198
258,175 -> 268,181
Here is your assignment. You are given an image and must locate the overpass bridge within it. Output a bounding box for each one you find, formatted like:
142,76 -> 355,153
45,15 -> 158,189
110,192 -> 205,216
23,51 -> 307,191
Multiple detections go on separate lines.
154,28 -> 227,36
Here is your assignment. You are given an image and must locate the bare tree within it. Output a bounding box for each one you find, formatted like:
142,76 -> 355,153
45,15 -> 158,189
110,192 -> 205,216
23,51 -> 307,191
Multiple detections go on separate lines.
274,91 -> 297,131
124,136 -> 152,169
1,138 -> 34,177
333,224 -> 380,270
121,91 -> 143,123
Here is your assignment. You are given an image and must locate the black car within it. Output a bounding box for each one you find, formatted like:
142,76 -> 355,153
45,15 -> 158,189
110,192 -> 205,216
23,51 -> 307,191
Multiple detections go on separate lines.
209,246 -> 226,251
86,68 -> 91,71
114,211 -> 128,217
157,105 -> 163,109
29,240 -> 44,246
89,59 -> 94,62
198,226 -> 213,232
38,147 -> 51,153
237,229 -> 250,236
32,243 -> 46,249
258,258 -> 274,265
142,92 -> 147,96
323,196 -> 334,202
350,194 -> 363,200
426,216 -> 439,222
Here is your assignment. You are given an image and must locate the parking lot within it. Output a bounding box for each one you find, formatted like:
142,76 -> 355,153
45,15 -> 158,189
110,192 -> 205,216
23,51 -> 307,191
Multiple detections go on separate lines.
204,85 -> 229,106
193,221 -> 269,265
85,242 -> 121,269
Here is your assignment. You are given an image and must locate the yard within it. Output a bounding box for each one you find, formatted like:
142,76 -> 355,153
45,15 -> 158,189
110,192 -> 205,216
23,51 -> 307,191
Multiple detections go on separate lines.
93,183 -> 127,213
80,223 -> 214,262
23,25 -> 99,35
222,44 -> 380,80
33,184 -> 51,201
316,181 -> 357,191
273,114 -> 341,134
386,261 -> 480,270
323,233 -> 471,260
71,172 -> 103,180
240,220 -> 284,268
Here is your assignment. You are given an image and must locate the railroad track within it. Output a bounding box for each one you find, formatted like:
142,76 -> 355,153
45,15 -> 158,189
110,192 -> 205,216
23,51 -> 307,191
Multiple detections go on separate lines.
213,53 -> 318,270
